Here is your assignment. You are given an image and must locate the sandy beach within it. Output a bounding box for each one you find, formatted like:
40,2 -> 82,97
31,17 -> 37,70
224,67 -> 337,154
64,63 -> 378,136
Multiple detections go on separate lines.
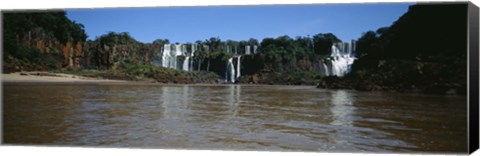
0,72 -> 219,86
1,72 -> 130,85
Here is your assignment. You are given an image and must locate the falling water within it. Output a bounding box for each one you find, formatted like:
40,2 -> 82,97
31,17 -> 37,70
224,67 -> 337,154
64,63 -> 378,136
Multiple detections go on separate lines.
183,57 -> 190,71
324,42 -> 356,77
175,44 -> 183,56
245,45 -> 251,55
226,58 -> 236,83
236,56 -> 241,79
323,63 -> 330,76
162,44 -> 172,68
190,44 -> 195,71
182,45 -> 187,56
160,43 -> 252,75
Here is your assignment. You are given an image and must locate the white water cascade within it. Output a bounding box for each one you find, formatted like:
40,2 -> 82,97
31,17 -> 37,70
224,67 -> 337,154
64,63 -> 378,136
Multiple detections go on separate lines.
175,44 -> 183,56
158,43 -> 254,79
323,63 -> 330,76
162,44 -> 173,68
182,44 -> 192,72
173,44 -> 183,70
236,56 -> 241,79
322,41 -> 356,77
183,56 -> 190,71
224,56 -> 242,83
226,58 -> 236,83
161,44 -> 196,71
190,44 -> 195,71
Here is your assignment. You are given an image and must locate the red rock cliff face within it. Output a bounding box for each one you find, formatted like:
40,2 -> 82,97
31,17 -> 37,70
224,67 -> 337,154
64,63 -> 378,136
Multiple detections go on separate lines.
15,29 -> 84,69
74,42 -> 83,68
62,41 -> 73,67
19,28 -> 86,69
61,41 -> 84,68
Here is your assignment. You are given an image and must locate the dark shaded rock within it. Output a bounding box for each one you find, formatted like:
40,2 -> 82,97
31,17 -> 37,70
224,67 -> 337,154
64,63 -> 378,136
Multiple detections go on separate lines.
251,74 -> 260,84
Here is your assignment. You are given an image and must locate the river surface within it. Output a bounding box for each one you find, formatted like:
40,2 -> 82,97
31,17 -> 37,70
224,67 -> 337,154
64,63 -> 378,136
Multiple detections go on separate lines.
2,84 -> 467,153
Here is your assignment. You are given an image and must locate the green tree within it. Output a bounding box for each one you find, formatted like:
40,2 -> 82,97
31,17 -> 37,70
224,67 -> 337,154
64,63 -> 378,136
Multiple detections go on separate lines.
204,37 -> 222,71
312,33 -> 341,56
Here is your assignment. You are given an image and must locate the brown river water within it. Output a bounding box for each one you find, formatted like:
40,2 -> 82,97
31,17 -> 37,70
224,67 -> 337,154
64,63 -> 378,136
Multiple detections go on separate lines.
2,84 -> 467,153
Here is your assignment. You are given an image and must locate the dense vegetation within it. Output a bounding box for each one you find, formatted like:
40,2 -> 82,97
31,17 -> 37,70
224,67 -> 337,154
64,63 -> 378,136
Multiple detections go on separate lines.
318,4 -> 468,95
3,11 -> 87,71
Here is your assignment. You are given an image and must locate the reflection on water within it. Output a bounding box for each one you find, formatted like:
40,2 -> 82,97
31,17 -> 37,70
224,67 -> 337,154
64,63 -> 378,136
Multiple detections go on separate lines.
330,90 -> 355,126
3,85 -> 467,153
228,85 -> 241,116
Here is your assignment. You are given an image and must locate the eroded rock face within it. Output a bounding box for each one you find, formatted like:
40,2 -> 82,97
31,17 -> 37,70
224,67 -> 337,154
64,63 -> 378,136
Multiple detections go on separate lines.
60,41 -> 84,68
6,33 -> 86,72
74,42 -> 83,68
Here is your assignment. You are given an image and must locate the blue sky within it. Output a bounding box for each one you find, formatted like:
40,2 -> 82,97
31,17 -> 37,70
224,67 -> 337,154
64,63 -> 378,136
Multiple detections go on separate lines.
66,3 -> 412,43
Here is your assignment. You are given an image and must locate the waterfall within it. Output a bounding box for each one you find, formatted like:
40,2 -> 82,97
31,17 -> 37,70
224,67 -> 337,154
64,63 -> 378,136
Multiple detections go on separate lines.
322,62 -> 330,76
236,56 -> 241,79
172,53 -> 177,69
162,44 -> 177,69
323,42 -> 356,77
162,44 -> 172,68
175,44 -> 183,56
224,56 -> 241,83
245,45 -> 251,55
183,56 -> 190,71
226,57 -> 236,83
172,44 -> 183,70
161,43 -> 250,77
191,44 -> 196,57
190,44 -> 195,71
182,44 -> 187,56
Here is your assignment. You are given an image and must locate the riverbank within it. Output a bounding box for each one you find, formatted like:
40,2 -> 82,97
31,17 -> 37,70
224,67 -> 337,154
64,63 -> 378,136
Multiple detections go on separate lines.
316,59 -> 467,96
1,71 -> 314,87
2,72 -> 127,83
1,72 -> 133,86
